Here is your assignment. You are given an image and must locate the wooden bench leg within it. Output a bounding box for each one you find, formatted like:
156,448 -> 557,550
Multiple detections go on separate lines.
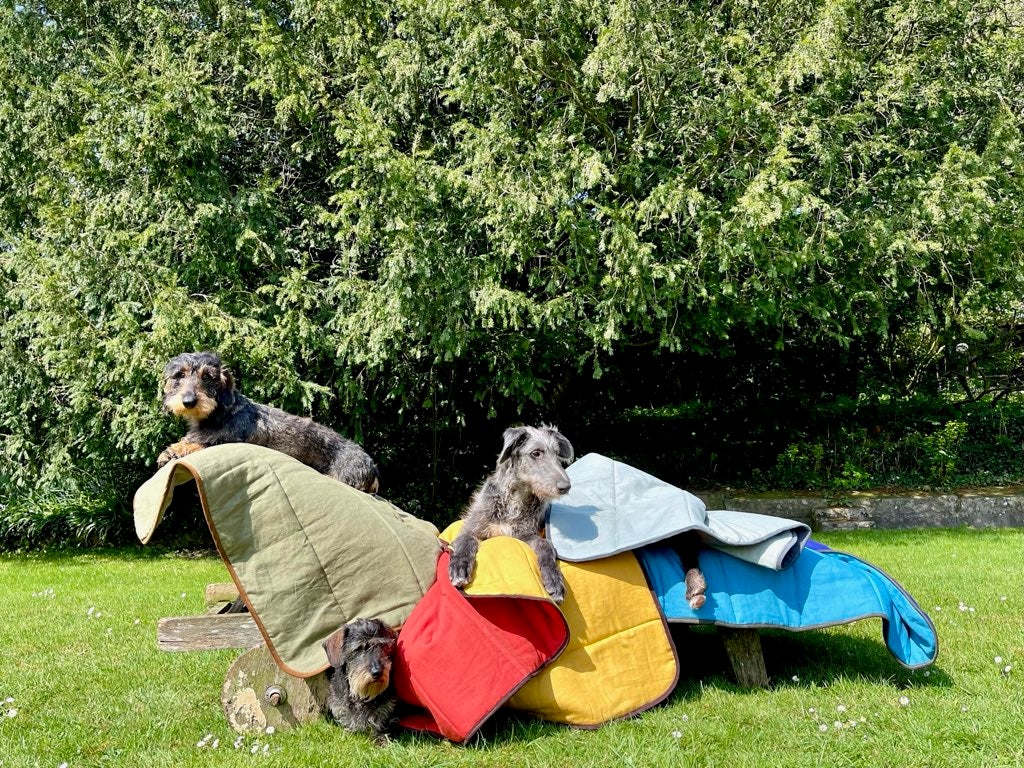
720,628 -> 769,688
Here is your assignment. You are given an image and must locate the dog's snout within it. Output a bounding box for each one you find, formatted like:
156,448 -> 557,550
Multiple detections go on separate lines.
181,393 -> 198,409
369,659 -> 383,680
556,478 -> 571,495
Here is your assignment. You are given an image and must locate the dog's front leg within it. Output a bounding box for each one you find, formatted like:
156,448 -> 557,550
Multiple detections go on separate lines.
527,535 -> 565,604
156,439 -> 204,468
447,533 -> 480,590
677,534 -> 707,609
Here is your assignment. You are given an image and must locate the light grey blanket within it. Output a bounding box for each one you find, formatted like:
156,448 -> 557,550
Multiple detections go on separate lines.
547,453 -> 811,570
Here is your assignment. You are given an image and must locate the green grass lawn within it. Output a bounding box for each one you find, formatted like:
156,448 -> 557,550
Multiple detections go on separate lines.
1,528 -> 1022,767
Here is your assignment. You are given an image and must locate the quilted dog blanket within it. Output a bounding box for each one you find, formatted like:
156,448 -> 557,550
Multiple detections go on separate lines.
412,523 -> 679,732
393,547 -> 570,742
546,453 -> 937,669
134,444 -> 936,741
133,444 -> 442,676
638,543 -> 938,668
548,453 -> 812,569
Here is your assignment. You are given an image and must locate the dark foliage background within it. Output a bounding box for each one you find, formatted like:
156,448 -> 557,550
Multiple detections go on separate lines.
2,0 -> 1023,546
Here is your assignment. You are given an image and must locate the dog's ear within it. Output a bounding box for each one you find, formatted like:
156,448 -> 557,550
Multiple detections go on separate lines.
498,427 -> 529,465
214,364 -> 237,410
549,428 -> 575,467
220,366 -> 235,393
322,626 -> 347,667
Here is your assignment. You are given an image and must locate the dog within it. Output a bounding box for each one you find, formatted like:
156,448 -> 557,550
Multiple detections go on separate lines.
322,617 -> 399,737
448,425 -> 574,603
156,351 -> 379,493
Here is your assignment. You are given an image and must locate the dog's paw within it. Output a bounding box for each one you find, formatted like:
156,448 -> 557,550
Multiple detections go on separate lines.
156,447 -> 178,468
448,557 -> 473,590
542,569 -> 566,604
158,441 -> 203,468
684,568 -> 707,610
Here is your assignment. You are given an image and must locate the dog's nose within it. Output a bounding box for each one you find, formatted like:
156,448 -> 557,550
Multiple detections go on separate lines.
181,394 -> 198,409
556,480 -> 571,495
369,660 -> 383,680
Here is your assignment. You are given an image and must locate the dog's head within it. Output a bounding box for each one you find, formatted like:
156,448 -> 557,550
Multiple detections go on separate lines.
322,618 -> 398,702
161,351 -> 236,423
496,424 -> 575,499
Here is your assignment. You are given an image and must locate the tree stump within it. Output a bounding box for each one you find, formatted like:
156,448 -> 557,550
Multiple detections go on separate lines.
221,643 -> 329,734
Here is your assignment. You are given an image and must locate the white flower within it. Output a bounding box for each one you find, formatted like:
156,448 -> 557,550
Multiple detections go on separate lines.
995,656 -> 1003,664
671,730 -> 682,739
265,725 -> 275,735
680,714 -> 689,722
899,696 -> 910,707
837,704 -> 847,713
792,675 -> 800,682
5,708 -> 17,718
955,342 -> 969,353
818,723 -> 828,732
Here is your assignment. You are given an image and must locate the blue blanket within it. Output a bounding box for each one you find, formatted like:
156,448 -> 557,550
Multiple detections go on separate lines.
637,543 -> 938,669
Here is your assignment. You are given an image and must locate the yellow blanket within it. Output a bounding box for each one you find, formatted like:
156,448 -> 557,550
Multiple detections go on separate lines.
442,522 -> 678,726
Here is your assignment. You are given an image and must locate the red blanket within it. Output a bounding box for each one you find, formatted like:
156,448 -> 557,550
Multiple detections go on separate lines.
393,552 -> 569,742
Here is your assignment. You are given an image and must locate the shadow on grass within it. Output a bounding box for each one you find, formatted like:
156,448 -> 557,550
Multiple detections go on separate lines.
669,624 -> 951,697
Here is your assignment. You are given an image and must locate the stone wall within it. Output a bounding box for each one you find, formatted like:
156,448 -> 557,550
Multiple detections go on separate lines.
696,489 -> 1024,532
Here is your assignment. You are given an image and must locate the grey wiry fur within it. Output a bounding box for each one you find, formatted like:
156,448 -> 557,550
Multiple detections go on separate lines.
157,351 -> 379,493
322,618 -> 399,736
675,532 -> 708,609
448,425 -> 575,603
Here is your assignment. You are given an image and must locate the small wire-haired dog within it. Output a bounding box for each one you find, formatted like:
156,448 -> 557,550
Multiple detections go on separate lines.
157,351 -> 379,493
322,618 -> 399,737
448,425 -> 574,603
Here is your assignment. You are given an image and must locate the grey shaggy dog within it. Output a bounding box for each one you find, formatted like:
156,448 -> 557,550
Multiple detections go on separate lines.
448,425 -> 575,603
157,351 -> 379,493
322,617 -> 399,737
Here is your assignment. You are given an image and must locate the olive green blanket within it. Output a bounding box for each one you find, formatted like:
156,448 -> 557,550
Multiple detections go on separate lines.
133,444 -> 442,677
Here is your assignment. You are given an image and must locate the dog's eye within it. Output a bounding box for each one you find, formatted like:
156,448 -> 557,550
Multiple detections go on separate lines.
531,449 -> 544,458
172,371 -> 185,380
202,371 -> 216,381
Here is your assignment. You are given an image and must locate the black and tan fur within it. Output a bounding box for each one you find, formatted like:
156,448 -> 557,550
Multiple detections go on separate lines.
157,351 -> 379,493
322,618 -> 399,737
